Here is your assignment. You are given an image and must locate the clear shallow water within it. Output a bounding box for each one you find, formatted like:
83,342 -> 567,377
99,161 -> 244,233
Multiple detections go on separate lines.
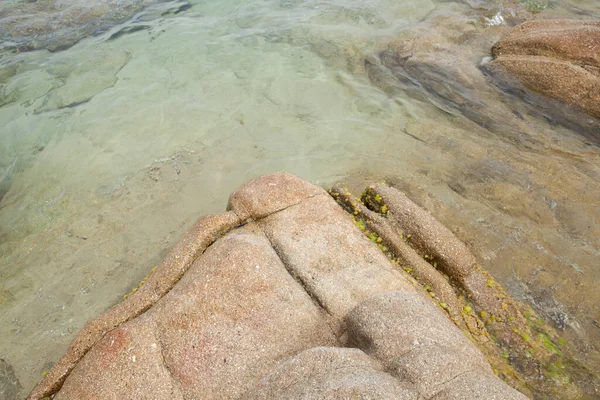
1,0 -> 600,396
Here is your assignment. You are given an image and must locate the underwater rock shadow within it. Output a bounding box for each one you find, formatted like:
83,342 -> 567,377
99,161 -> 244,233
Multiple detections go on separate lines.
0,159 -> 17,204
365,48 -> 600,147
480,61 -> 600,145
0,0 -> 192,54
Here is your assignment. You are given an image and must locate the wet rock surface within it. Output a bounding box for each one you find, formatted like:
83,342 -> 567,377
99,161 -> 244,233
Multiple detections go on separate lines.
490,19 -> 600,119
355,11 -> 600,395
0,359 -> 21,400
332,184 -> 600,399
0,0 -> 190,53
365,11 -> 600,142
28,173 -> 533,400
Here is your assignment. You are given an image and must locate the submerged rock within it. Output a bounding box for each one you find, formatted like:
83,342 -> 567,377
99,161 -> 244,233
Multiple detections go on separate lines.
28,172 -> 531,400
362,12 -> 529,139
0,359 -> 22,400
490,20 -> 600,119
0,0 -> 190,53
332,184 -> 600,399
365,10 -> 600,143
0,159 -> 16,202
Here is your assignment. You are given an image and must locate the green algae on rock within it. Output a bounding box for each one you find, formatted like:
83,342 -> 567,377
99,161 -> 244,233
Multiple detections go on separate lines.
331,182 -> 600,400
28,173 -> 527,400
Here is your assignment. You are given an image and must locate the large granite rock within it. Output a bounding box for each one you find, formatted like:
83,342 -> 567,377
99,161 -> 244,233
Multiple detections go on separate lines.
331,183 -> 598,399
364,11 -> 516,135
54,223 -> 336,399
490,20 -> 600,119
28,172 -> 528,400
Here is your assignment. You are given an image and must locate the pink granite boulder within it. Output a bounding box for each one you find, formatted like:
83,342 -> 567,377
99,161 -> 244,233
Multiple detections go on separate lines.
29,173 -> 528,400
490,20 -> 600,119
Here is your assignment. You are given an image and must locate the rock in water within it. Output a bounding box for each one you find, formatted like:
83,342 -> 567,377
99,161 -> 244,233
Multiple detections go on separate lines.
0,159 -> 16,202
0,0 -> 191,53
490,20 -> 600,119
0,359 -> 22,400
28,173 -> 532,400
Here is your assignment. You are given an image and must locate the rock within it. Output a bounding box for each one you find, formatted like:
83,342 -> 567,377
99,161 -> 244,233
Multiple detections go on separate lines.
54,224 -> 336,399
28,212 -> 242,400
34,49 -> 130,114
492,20 -> 600,71
331,181 -> 598,399
0,359 -> 22,400
0,159 -> 16,203
430,371 -> 529,400
361,184 -> 503,315
490,20 -> 600,119
28,173 -> 529,400
366,11 -> 600,139
346,291 -> 501,398
365,184 -> 478,281
364,13 -> 518,134
0,0 -> 192,53
330,186 -> 466,328
227,171 -> 327,221
241,347 -> 418,400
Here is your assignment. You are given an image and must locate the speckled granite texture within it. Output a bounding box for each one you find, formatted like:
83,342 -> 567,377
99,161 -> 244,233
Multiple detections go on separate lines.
491,19 -> 600,119
28,173 -> 528,400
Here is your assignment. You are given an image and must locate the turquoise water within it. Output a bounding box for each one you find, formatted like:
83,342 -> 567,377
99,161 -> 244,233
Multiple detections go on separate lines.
1,0 -> 600,396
